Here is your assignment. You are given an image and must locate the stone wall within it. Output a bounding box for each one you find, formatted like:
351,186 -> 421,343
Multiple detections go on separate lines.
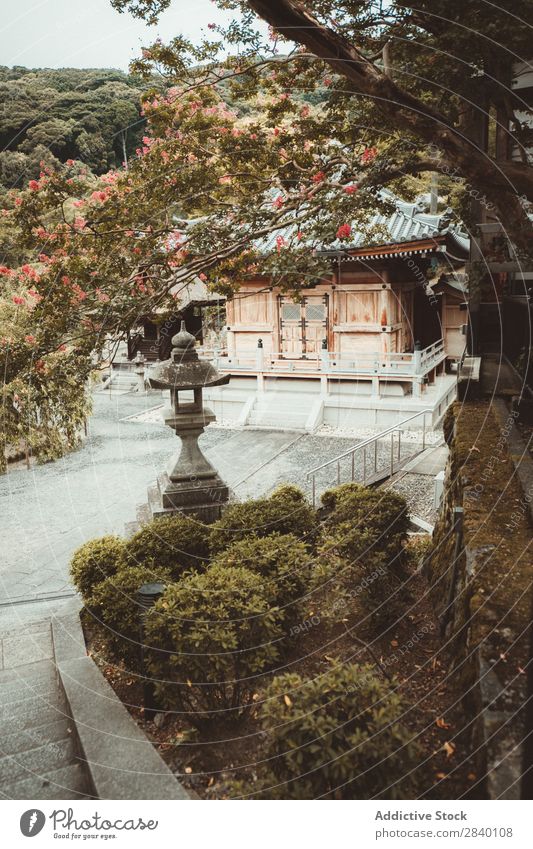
426,400 -> 533,798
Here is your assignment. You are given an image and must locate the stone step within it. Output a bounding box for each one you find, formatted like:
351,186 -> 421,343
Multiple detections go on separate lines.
1,717 -> 72,757
254,397 -> 314,409
0,679 -> 58,710
0,762 -> 91,800
0,658 -> 59,687
248,415 -> 308,429
0,735 -> 77,785
1,691 -> 68,737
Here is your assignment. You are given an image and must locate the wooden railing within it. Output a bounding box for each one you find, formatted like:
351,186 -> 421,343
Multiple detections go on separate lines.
212,339 -> 445,379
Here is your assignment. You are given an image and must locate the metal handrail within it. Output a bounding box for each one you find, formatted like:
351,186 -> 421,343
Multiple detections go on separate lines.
306,408 -> 433,506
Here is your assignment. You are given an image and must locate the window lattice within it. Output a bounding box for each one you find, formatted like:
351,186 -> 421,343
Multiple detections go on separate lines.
305,303 -> 326,322
281,303 -> 301,321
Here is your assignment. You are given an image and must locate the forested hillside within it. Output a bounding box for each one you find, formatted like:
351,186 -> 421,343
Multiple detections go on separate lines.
0,66 -> 145,191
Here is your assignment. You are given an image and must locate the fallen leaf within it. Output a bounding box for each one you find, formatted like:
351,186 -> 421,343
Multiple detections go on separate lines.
443,741 -> 456,758
284,694 -> 293,707
470,445 -> 480,452
435,772 -> 448,780
185,767 -> 192,774
390,639 -> 399,647
436,717 -> 451,730
252,693 -> 260,702
467,772 -> 477,781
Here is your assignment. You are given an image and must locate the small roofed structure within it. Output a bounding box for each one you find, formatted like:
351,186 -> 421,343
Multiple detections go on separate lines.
127,275 -> 225,363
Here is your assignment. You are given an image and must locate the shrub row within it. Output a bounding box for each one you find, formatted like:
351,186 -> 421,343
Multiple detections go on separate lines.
70,482 -> 417,796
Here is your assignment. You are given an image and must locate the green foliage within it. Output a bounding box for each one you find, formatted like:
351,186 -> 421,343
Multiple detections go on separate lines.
0,66 -> 145,189
252,663 -> 419,799
70,535 -> 126,600
88,563 -> 173,669
211,533 -> 310,629
145,565 -> 285,727
125,514 -> 210,574
315,485 -> 410,626
210,486 -> 316,553
321,483 -> 409,563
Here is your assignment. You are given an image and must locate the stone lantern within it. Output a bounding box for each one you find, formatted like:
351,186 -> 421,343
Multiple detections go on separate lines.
147,321 -> 231,523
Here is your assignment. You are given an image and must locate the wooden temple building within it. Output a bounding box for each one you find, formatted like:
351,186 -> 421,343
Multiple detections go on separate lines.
204,196 -> 470,430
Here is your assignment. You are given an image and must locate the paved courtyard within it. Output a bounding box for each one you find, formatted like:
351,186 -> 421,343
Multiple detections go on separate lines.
0,389 -> 438,607
0,391 -> 352,606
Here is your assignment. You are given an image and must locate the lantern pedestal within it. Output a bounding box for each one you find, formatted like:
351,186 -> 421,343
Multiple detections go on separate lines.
140,321 -> 232,525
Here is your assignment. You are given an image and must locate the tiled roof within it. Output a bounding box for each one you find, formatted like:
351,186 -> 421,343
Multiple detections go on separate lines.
255,192 -> 470,258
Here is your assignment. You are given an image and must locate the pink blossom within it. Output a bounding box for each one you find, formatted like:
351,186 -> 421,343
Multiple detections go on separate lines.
273,196 -> 284,210
12,295 -> 25,305
344,184 -> 358,194
73,200 -> 85,208
276,235 -> 286,253
28,180 -> 40,191
273,127 -> 280,137
198,273 -> 207,282
312,171 -> 325,183
90,190 -> 107,203
25,334 -> 36,344
324,77 -> 333,86
336,223 -> 352,240
219,175 -> 232,185
66,159 -> 75,166
0,265 -> 10,275
14,197 -> 23,206
361,146 -> 378,164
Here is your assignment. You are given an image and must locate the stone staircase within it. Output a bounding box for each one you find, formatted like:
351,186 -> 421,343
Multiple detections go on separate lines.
246,392 -> 322,431
0,616 -> 91,800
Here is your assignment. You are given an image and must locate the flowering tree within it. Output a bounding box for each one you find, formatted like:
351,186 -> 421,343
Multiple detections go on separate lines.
111,0 -> 533,248
1,0 -> 531,466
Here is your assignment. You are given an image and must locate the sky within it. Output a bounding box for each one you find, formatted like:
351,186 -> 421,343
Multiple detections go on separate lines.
1,0 -> 232,71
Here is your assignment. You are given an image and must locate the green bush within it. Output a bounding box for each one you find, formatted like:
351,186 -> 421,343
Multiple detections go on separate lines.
88,563 -> 173,669
70,536 -> 126,601
125,514 -> 210,575
254,663 -> 419,799
210,486 -> 316,553
145,565 -> 285,728
315,484 -> 411,627
321,484 -> 409,562
211,533 -> 310,630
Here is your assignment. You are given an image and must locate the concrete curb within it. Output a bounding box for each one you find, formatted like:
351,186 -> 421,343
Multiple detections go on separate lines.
51,613 -> 190,800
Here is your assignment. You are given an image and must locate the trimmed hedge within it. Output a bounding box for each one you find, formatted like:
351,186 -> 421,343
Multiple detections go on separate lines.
211,533 -> 310,630
256,663 -> 419,799
145,565 -> 285,728
125,514 -> 210,575
209,485 -> 316,554
70,536 -> 126,600
88,563 -> 173,669
320,483 -> 409,563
